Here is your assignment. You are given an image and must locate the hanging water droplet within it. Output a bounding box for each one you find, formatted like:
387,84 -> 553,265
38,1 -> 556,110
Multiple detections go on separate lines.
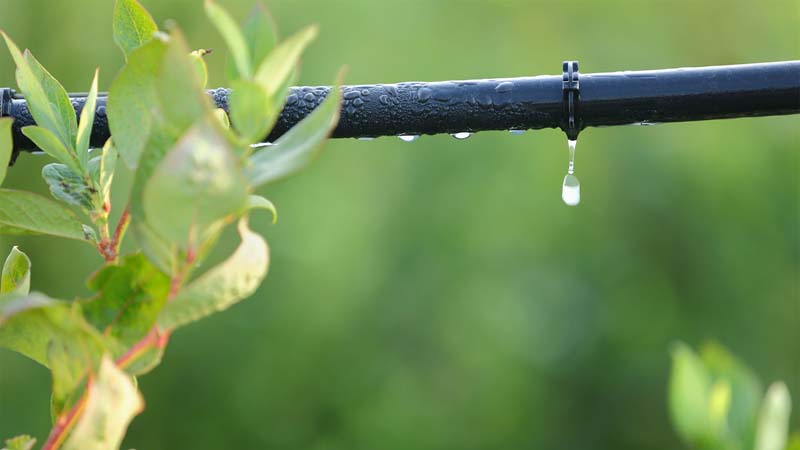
398,135 -> 420,142
561,139 -> 581,206
358,137 -> 375,141
451,132 -> 472,140
509,129 -> 525,135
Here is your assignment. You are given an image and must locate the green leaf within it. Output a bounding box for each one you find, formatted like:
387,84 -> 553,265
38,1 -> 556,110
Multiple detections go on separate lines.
247,73 -> 342,186
155,30 -> 212,134
113,0 -> 158,58
245,195 -> 277,224
254,25 -> 318,96
0,292 -> 110,416
97,140 -> 117,208
701,342 -> 764,446
82,253 -> 170,348
61,356 -> 143,450
76,69 -> 100,169
755,382 -> 792,450
42,163 -> 94,210
0,118 -> 12,186
108,37 -> 167,168
1,32 -> 76,151
129,127 -> 179,274
143,122 -> 248,250
22,126 -> 81,174
1,247 -> 31,296
158,218 -> 268,330
0,292 -> 105,367
0,189 -> 92,242
226,2 -> 278,81
1,435 -> 36,450
205,0 -> 252,79
229,79 -> 273,144
669,342 -> 712,445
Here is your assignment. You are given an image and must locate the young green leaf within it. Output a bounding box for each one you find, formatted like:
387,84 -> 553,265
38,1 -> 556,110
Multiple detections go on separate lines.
75,69 -> 100,169
245,195 -> 277,224
82,253 -> 170,348
42,163 -> 94,210
1,247 -> 31,296
0,189 -> 91,242
2,33 -> 76,151
669,342 -> 712,445
156,30 -> 213,134
22,126 -> 81,174
226,2 -> 278,81
97,140 -> 117,208
0,118 -> 12,186
254,25 -> 318,95
0,292 -> 105,367
229,79 -> 273,144
701,342 -> 763,446
108,37 -> 167,168
158,218 -> 268,330
755,382 -> 792,450
129,127 -> 180,274
60,356 -> 144,450
143,122 -> 248,250
1,436 -> 36,450
246,73 -> 343,187
205,0 -> 252,79
113,0 -> 158,58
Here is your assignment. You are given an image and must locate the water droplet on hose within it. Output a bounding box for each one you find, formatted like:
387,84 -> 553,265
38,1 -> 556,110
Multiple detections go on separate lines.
561,139 -> 581,206
451,132 -> 472,140
509,129 -> 525,135
398,135 -> 420,142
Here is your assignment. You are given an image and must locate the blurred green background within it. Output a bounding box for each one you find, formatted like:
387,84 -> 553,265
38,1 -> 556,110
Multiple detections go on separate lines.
0,0 -> 798,448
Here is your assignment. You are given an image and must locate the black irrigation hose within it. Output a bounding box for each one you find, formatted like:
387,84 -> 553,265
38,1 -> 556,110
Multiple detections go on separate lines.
2,60 -> 798,161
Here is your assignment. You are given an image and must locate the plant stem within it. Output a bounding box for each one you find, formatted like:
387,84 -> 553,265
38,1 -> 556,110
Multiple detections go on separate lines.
42,236 -> 194,449
41,383 -> 90,450
110,206 -> 131,262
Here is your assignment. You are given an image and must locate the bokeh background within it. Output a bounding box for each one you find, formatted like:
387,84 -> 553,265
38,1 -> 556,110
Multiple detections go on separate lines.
0,0 -> 798,448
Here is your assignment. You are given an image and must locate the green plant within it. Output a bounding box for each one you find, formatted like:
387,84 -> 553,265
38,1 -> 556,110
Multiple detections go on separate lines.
0,0 -> 342,448
669,342 -> 798,450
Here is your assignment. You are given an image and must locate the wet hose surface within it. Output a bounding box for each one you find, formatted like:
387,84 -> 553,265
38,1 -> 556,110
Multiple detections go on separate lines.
2,61 -> 798,157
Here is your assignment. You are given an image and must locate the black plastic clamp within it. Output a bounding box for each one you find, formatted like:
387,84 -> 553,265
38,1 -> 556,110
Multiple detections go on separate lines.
561,61 -> 581,140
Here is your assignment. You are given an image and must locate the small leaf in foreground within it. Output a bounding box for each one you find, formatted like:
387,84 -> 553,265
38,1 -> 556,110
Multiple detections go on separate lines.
0,118 -> 13,186
755,382 -> 792,450
22,126 -> 80,174
0,189 -> 91,242
75,69 -> 100,169
107,37 -> 167,168
245,195 -> 277,224
1,247 -> 31,296
42,163 -> 94,210
226,2 -> 278,81
246,72 -> 343,187
113,0 -> 158,58
158,218 -> 269,330
254,25 -> 318,96
669,342 -> 711,445
205,0 -> 252,79
143,122 -> 248,249
1,435 -> 36,450
229,79 -> 273,144
83,253 -> 170,348
61,356 -> 144,450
